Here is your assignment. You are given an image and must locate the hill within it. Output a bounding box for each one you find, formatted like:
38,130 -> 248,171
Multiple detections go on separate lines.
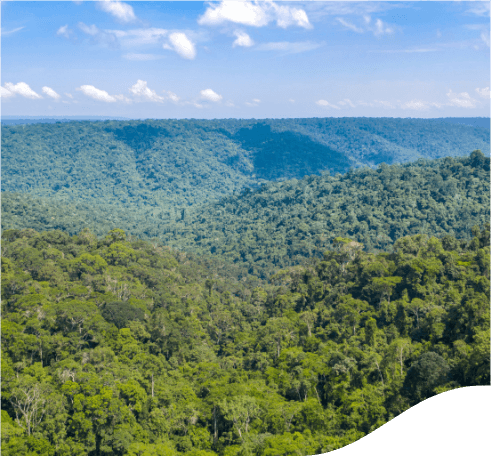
3,151 -> 489,279
155,151 -> 490,278
2,118 -> 489,217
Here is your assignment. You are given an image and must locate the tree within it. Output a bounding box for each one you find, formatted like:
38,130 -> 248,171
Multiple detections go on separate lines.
219,395 -> 260,441
403,352 -> 450,403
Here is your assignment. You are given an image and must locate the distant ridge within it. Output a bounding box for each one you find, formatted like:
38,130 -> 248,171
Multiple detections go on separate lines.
425,117 -> 490,129
1,115 -> 132,125
2,116 -> 490,128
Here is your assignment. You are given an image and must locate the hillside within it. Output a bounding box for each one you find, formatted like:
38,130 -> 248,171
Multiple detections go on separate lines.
3,151 -> 489,280
155,151 -> 490,278
1,226 -> 489,456
2,118 -> 489,216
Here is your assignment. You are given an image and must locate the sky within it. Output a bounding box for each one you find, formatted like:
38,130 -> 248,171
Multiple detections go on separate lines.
1,0 -> 490,119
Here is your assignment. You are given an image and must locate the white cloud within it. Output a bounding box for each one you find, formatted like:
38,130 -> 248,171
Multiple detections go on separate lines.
316,100 -> 340,109
289,99 -> 295,103
4,82 -> 42,99
339,15 -> 394,37
446,90 -> 477,108
225,100 -> 235,107
338,98 -> 356,108
245,98 -> 261,106
57,25 -> 71,39
123,53 -> 164,61
1,26 -> 25,36
480,30 -> 490,47
373,99 -> 395,108
65,93 -> 74,99
373,18 -> 394,36
76,85 -> 118,102
164,32 -> 196,60
107,28 -> 168,46
233,30 -> 254,48
166,91 -> 180,103
200,89 -> 223,102
401,100 -> 430,111
256,41 -> 323,54
42,86 -> 61,100
476,87 -> 491,99
129,80 -> 165,103
336,18 -> 363,33
0,87 -> 14,98
466,2 -> 490,17
78,22 -> 119,48
97,0 -> 137,24
198,1 -> 311,29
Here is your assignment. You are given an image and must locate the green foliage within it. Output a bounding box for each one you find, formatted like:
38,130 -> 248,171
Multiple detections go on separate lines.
1,117 -> 490,455
1,226 -> 489,455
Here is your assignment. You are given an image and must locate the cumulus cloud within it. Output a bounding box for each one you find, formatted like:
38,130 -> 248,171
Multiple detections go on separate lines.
198,1 -> 311,29
65,93 -> 74,99
316,100 -> 340,109
42,86 -> 61,100
1,26 -> 25,36
0,87 -> 14,98
164,32 -> 196,60
76,85 -> 118,102
129,80 -> 165,103
256,41 -> 323,54
4,82 -> 42,99
200,89 -> 223,102
475,87 -> 490,99
446,90 -> 477,108
233,30 -> 254,48
97,0 -> 137,23
78,22 -> 119,48
166,91 -> 180,103
123,53 -> 164,61
336,18 -> 363,33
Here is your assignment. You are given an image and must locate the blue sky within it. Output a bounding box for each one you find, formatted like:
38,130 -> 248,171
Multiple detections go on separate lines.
1,0 -> 490,119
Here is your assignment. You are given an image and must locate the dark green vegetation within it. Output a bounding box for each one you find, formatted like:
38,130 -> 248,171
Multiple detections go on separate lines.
2,226 -> 490,456
159,151 -> 490,279
1,117 -> 490,456
4,151 -> 490,279
2,118 -> 489,214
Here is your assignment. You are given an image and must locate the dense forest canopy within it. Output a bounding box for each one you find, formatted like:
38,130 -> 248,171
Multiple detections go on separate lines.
1,116 -> 490,456
1,225 -> 489,456
2,118 -> 489,212
3,151 -> 489,279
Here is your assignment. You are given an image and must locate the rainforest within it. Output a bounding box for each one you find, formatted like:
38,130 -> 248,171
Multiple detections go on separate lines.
1,117 -> 490,456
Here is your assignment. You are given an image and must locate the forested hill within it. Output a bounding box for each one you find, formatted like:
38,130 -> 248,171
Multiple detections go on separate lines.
158,151 -> 490,278
2,118 -> 489,213
3,152 -> 489,280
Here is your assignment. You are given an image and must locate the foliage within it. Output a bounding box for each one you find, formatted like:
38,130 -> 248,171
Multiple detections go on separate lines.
1,225 -> 489,455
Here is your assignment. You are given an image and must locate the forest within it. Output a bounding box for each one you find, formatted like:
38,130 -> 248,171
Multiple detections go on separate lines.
1,225 -> 489,456
3,150 -> 490,279
1,117 -> 490,456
